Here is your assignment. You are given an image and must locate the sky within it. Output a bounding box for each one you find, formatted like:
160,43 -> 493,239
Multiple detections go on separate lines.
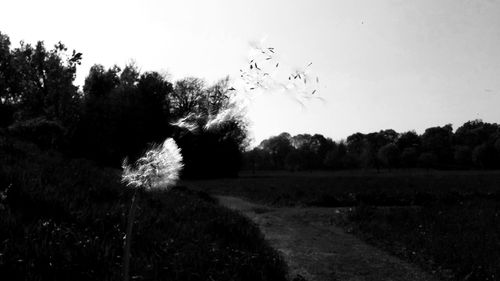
1,0 -> 500,145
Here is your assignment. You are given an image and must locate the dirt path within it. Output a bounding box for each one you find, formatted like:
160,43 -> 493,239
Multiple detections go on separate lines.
216,195 -> 439,281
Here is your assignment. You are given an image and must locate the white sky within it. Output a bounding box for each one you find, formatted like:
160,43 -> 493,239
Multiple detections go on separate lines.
2,0 -> 500,145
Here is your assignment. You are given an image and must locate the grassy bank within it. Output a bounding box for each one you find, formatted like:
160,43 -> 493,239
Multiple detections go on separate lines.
0,136 -> 287,281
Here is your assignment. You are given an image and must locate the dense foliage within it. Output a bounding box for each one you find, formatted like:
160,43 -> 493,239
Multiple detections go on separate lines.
0,31 -> 246,178
245,121 -> 500,171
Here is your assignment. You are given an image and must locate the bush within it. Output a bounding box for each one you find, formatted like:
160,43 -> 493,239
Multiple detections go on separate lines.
8,117 -> 65,149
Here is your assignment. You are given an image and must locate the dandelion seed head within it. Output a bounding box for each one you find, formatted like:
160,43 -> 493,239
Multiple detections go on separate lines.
121,138 -> 183,191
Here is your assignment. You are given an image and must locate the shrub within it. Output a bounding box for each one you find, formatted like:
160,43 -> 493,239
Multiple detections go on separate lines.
8,117 -> 65,149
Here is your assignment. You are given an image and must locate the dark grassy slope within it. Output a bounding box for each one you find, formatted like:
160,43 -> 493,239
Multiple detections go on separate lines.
186,171 -> 500,281
0,136 -> 287,281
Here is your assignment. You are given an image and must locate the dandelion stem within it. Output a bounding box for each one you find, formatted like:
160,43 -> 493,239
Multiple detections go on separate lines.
123,188 -> 139,281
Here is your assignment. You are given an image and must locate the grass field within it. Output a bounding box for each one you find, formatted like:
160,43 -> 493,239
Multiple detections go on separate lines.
184,169 -> 500,207
0,137 -> 287,281
185,169 -> 500,281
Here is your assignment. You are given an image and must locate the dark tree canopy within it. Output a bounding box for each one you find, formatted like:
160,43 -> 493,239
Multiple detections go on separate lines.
0,33 -> 82,126
0,30 -> 247,178
245,120 -> 500,172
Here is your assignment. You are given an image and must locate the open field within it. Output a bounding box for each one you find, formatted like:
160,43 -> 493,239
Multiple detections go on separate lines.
184,169 -> 500,207
185,170 -> 500,281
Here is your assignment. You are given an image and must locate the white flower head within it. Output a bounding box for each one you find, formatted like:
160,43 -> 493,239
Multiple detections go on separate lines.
121,138 -> 184,191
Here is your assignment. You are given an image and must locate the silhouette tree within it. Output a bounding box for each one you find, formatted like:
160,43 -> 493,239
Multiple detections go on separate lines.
310,134 -> 334,169
170,77 -> 206,118
472,143 -> 496,169
1,38 -> 81,125
83,64 -> 120,98
205,76 -> 232,115
0,32 -> 15,126
400,147 -> 418,168
421,124 -> 454,167
454,145 -> 472,167
0,33 -> 82,146
360,141 -> 378,170
397,131 -> 421,152
260,133 -> 293,169
418,152 -> 438,170
0,32 -> 15,106
377,143 -> 399,169
284,149 -> 304,171
455,120 -> 500,147
324,141 -> 347,170
73,64 -> 174,165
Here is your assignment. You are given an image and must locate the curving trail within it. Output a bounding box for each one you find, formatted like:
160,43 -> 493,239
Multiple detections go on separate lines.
216,195 -> 438,281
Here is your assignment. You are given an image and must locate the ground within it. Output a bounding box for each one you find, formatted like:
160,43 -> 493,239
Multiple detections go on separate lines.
216,195 -> 439,281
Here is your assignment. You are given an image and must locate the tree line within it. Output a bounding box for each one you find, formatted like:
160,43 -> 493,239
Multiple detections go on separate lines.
244,121 -> 500,171
0,31 -> 246,178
